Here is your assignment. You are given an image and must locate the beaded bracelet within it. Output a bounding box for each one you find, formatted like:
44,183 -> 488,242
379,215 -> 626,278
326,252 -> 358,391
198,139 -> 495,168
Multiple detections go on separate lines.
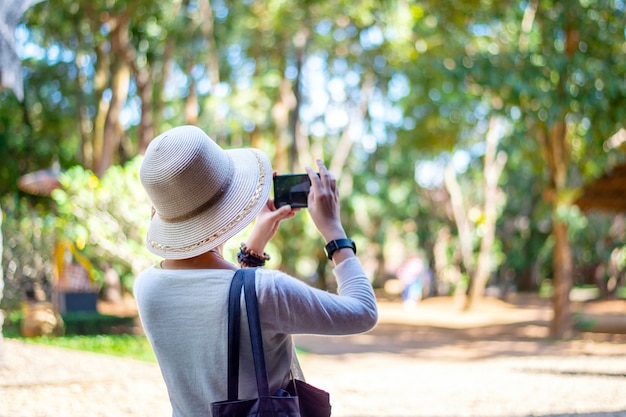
237,242 -> 270,267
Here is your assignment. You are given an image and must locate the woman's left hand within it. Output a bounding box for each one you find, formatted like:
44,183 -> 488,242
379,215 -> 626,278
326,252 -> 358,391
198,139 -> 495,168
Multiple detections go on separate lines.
245,198 -> 298,254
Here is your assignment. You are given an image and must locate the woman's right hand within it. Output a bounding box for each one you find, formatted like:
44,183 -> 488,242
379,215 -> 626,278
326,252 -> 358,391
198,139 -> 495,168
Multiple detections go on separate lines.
306,159 -> 348,245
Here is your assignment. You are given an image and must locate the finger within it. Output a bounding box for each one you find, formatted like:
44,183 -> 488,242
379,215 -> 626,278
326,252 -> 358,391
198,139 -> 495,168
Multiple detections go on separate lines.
310,159 -> 331,185
316,159 -> 327,181
316,159 -> 335,187
274,205 -> 298,221
276,204 -> 293,215
317,159 -> 332,177
306,165 -> 322,188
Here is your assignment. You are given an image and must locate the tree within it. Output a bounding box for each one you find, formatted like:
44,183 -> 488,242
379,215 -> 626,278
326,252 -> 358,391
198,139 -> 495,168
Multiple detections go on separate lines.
25,1 -> 190,174
444,117 -> 507,309
452,1 -> 626,337
373,1 -> 625,334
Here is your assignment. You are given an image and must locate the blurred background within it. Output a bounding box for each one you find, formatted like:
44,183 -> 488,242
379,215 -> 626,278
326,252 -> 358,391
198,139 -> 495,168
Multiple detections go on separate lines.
1,0 -> 626,343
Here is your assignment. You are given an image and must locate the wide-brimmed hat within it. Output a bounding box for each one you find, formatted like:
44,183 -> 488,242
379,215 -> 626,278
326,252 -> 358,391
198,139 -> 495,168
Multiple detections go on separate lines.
140,125 -> 272,259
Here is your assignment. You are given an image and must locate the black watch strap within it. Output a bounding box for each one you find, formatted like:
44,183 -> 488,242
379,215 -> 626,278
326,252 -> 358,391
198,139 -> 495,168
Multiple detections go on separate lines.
324,238 -> 357,260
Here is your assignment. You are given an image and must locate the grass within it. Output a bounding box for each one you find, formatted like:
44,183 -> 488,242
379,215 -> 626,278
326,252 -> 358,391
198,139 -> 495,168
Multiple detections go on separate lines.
9,333 -> 158,362
5,310 -> 305,363
9,334 -> 311,363
4,309 -> 157,363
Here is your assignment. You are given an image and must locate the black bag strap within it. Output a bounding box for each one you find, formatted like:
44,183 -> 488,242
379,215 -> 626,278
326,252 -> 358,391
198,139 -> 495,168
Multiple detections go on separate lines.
243,268 -> 271,397
227,268 -> 271,400
226,268 -> 244,400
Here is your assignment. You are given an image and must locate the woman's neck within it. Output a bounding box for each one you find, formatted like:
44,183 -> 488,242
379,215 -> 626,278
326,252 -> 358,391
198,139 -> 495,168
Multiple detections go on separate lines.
160,248 -> 237,270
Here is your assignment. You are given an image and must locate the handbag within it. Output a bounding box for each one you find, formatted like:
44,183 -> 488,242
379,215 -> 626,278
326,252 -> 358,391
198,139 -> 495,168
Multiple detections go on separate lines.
211,268 -> 331,417
284,378 -> 331,417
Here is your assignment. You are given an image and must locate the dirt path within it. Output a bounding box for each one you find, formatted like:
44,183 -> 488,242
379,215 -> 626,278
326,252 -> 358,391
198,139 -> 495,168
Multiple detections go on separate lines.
2,295 -> 626,417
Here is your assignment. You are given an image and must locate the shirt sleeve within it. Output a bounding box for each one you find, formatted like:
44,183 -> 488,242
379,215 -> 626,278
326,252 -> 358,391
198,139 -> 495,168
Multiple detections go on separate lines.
256,257 -> 378,336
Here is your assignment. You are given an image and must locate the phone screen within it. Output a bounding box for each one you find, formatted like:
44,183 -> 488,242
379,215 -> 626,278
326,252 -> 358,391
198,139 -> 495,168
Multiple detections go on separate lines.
273,174 -> 312,208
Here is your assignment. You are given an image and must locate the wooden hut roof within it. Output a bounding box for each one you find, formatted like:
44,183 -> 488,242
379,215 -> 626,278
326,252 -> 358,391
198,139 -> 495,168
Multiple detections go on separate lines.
575,162 -> 626,213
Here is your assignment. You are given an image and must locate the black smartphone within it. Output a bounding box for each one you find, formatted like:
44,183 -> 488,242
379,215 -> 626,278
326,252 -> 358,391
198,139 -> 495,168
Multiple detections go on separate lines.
273,174 -> 313,208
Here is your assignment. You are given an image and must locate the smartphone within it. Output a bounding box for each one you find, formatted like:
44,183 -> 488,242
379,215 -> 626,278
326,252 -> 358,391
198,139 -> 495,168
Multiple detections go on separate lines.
273,174 -> 313,208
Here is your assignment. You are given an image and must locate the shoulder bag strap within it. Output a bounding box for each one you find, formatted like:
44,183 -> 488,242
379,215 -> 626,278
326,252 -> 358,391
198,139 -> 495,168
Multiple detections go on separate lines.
243,267 -> 271,397
227,268 -> 245,400
226,267 -> 270,400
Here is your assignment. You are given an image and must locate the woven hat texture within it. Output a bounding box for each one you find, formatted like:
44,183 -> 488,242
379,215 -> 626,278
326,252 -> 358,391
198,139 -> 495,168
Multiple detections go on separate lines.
140,125 -> 272,259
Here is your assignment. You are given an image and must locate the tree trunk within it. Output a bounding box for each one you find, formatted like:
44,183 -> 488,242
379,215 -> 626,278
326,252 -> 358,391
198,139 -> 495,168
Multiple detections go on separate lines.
96,14 -> 133,177
544,21 -> 580,339
465,118 -> 507,309
538,119 -> 574,338
109,15 -> 157,156
444,164 -> 474,279
96,56 -> 130,177
75,51 -> 92,167
136,70 -> 154,154
91,41 -> 111,172
551,219 -> 574,337
272,76 -> 295,173
199,0 -> 220,87
329,73 -> 374,186
184,63 -> 198,125
151,38 -> 174,139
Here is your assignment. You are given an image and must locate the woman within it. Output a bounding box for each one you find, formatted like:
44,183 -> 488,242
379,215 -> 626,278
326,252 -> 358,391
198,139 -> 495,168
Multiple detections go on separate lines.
134,125 -> 378,417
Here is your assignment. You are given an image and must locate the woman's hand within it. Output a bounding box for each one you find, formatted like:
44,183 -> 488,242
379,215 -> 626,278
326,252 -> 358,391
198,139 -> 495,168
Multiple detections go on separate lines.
306,159 -> 347,244
245,187 -> 298,254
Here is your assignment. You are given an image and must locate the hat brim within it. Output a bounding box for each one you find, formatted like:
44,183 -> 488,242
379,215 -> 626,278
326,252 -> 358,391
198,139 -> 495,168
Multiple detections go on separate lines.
145,148 -> 272,260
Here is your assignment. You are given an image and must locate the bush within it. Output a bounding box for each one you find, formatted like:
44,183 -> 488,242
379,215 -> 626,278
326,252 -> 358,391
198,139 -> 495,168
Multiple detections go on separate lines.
1,196 -> 56,311
61,312 -> 137,335
1,157 -> 157,318
4,309 -> 138,336
51,156 -> 158,293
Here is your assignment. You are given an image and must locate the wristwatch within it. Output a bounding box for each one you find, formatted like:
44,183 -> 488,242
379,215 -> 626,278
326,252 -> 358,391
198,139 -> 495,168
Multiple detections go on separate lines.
324,238 -> 357,260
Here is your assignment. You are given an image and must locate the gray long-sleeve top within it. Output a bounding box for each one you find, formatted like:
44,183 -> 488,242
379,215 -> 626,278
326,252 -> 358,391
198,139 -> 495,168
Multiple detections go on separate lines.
133,257 -> 378,417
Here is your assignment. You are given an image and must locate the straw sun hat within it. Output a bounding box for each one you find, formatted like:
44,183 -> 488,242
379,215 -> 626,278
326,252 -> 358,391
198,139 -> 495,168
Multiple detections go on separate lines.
140,125 -> 273,259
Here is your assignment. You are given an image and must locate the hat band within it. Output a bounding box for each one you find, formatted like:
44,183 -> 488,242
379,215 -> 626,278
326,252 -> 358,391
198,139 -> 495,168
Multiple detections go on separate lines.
147,151 -> 267,253
158,158 -> 235,223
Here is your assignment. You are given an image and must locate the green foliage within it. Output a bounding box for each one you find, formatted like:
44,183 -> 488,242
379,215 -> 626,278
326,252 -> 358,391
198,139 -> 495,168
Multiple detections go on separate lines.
448,1 -> 626,162
0,91 -> 61,196
3,308 -> 137,337
1,195 -> 57,310
60,312 -> 137,336
50,157 -> 157,291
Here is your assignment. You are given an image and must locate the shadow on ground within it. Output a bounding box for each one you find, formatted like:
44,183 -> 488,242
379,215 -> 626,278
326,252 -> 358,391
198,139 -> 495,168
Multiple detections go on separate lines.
415,413 -> 626,417
538,413 -> 626,417
295,294 -> 626,359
